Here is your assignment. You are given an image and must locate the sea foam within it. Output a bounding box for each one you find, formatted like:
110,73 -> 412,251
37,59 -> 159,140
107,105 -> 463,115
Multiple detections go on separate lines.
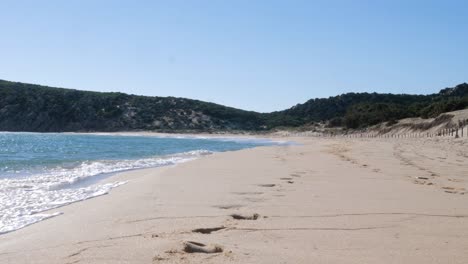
0,150 -> 211,234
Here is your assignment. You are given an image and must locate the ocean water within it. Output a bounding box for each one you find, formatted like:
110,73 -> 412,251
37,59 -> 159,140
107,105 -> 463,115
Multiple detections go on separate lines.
0,132 -> 284,234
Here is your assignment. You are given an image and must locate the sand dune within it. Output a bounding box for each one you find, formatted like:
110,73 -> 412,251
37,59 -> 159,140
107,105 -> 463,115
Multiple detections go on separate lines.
0,136 -> 467,263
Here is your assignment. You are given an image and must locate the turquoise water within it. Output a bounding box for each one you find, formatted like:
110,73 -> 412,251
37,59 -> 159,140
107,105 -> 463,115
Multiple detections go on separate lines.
0,133 -> 275,178
0,132 -> 283,234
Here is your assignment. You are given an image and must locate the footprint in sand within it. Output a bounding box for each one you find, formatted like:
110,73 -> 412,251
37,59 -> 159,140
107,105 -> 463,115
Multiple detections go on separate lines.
448,178 -> 464,183
192,227 -> 226,234
154,240 -> 225,262
413,179 -> 427,185
416,176 -> 429,180
230,213 -> 260,220
442,186 -> 455,190
257,184 -> 276,187
279,177 -> 294,184
441,186 -> 465,194
183,241 -> 223,254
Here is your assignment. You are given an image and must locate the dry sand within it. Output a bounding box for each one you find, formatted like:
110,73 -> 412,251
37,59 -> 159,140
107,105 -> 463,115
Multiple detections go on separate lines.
0,136 -> 468,263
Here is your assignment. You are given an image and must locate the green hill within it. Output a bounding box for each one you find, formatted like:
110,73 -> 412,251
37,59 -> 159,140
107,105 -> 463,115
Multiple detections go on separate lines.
0,79 -> 467,132
0,80 -> 265,132
268,83 -> 468,129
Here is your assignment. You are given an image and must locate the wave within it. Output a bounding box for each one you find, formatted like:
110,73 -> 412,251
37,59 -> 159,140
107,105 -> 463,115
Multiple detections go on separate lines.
0,149 -> 212,234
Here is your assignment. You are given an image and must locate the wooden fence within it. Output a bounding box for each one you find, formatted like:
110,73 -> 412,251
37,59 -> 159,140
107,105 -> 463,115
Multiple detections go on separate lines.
286,119 -> 468,139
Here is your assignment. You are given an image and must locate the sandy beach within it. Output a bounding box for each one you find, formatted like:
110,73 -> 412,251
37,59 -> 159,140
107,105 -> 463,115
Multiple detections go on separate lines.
0,136 -> 467,263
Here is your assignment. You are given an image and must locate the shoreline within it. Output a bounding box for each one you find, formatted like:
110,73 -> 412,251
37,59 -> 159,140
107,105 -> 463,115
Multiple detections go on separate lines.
0,133 -> 285,236
1,136 -> 467,263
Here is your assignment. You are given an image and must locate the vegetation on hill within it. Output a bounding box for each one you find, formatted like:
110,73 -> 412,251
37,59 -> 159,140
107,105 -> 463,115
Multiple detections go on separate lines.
0,79 -> 467,132
267,83 -> 468,129
0,80 -> 265,132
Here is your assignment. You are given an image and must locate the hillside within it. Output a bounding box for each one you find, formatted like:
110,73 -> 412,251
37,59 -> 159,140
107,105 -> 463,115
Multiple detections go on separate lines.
0,80 -> 265,132
0,79 -> 467,132
268,83 -> 468,129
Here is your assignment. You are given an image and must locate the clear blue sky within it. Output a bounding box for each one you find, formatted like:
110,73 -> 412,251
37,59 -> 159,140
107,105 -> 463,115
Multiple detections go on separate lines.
1,0 -> 467,112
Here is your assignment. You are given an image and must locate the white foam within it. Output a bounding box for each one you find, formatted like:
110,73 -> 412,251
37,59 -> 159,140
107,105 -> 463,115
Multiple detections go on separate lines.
0,150 -> 212,234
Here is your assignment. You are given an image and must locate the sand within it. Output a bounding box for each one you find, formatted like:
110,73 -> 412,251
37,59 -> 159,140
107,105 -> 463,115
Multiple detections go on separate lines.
0,136 -> 468,263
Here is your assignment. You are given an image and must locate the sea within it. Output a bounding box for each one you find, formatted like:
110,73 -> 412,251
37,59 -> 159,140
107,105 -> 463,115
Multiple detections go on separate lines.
0,132 -> 286,234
